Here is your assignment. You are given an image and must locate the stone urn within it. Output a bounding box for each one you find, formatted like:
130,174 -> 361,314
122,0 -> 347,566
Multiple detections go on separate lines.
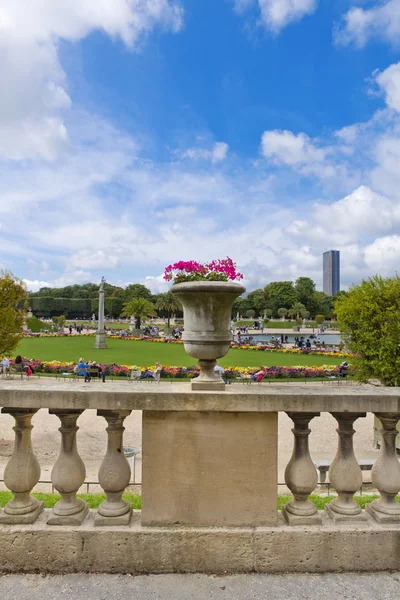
171,281 -> 245,390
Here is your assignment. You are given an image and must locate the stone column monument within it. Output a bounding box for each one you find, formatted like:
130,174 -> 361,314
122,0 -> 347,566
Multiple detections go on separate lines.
94,276 -> 107,349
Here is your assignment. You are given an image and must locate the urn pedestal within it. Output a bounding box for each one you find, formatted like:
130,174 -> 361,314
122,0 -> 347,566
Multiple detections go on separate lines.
171,281 -> 245,390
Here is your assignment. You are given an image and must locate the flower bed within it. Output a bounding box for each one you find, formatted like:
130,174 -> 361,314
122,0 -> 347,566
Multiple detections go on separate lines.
8,358 -> 343,380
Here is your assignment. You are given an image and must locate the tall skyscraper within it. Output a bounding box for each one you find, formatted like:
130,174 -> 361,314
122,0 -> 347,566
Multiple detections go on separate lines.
323,250 -> 340,296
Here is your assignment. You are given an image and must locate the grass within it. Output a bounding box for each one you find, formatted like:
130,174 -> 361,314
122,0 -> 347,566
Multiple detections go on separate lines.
0,491 -> 390,510
0,491 -> 141,509
15,337 -> 344,367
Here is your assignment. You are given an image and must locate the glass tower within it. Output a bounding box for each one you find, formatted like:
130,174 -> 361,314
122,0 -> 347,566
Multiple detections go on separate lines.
323,250 -> 340,296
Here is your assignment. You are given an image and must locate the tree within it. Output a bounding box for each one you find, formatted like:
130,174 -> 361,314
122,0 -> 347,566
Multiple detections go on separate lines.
232,296 -> 252,318
315,314 -> 325,325
295,277 -> 316,311
290,302 -> 306,319
54,315 -> 66,330
0,271 -> 27,355
277,308 -> 288,320
121,298 -> 156,329
155,292 -> 182,328
313,291 -> 333,319
301,310 -> 310,319
246,289 -> 267,316
264,309 -> 273,318
246,309 -> 255,319
335,275 -> 400,386
264,281 -> 297,316
124,284 -> 152,302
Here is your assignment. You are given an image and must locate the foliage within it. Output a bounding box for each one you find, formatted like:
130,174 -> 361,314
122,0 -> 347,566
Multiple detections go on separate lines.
264,281 -> 297,315
246,309 -> 255,318
315,314 -> 325,325
155,292 -> 182,328
245,289 -> 267,316
277,308 -> 288,318
0,271 -> 27,356
164,258 -> 243,284
124,284 -> 152,301
288,302 -> 305,319
295,277 -> 315,308
54,315 -> 66,329
335,275 -> 400,386
121,298 -> 156,329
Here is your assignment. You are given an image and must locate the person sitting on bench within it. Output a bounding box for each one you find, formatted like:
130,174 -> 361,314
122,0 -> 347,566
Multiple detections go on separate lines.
87,361 -> 106,382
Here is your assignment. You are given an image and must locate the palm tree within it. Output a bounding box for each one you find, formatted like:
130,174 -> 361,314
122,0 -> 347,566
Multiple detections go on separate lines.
121,298 -> 156,330
290,302 -> 306,320
155,292 -> 182,328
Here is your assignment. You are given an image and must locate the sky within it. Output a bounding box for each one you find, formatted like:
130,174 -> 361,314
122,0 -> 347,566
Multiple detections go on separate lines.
1,0 -> 400,294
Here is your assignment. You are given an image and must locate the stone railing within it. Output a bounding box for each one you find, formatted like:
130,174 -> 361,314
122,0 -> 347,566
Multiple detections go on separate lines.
0,380 -> 400,573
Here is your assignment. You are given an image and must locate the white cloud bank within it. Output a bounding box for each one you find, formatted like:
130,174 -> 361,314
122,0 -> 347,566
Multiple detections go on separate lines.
335,0 -> 400,48
0,0 -> 183,160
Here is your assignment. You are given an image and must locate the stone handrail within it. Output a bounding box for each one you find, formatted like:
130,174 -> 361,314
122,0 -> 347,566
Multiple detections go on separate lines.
0,380 -> 400,574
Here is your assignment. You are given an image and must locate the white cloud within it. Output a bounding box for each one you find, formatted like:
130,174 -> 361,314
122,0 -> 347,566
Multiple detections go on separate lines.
261,130 -> 325,165
258,0 -> 317,33
364,235 -> 400,271
375,62 -> 400,113
183,142 -> 229,163
0,0 -> 183,160
68,249 -> 121,270
335,1 -> 400,48
23,279 -> 52,293
313,185 -> 400,241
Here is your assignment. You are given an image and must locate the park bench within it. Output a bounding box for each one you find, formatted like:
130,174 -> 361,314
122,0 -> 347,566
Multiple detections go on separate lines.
313,459 -> 376,484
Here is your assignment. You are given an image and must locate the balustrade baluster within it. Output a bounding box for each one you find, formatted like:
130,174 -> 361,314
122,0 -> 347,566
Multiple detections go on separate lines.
95,410 -> 132,526
48,410 -> 88,525
325,413 -> 367,522
282,412 -> 321,525
366,413 -> 400,524
0,408 -> 43,524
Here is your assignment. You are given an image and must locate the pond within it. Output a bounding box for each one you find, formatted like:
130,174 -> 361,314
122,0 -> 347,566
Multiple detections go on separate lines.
235,333 -> 343,345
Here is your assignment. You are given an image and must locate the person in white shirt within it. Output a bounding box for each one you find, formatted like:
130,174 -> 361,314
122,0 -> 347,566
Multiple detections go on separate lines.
1,357 -> 10,377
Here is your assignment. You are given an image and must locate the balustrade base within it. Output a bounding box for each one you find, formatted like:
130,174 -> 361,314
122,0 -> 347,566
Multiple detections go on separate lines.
1,509 -> 400,574
191,380 -> 225,391
94,508 -> 132,527
325,503 -> 367,523
47,504 -> 89,526
366,503 -> 400,524
282,505 -> 322,526
0,501 -> 44,524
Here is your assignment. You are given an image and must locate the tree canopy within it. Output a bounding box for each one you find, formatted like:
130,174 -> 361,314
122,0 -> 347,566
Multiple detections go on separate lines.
335,275 -> 400,386
0,271 -> 27,356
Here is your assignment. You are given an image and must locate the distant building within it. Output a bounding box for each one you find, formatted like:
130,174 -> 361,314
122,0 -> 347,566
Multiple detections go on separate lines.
323,250 -> 340,296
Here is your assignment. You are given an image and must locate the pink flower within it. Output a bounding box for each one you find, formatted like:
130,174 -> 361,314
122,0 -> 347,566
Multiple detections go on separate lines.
163,257 -> 243,283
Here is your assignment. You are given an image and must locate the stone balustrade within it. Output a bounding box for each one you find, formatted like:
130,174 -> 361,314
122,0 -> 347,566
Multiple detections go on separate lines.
0,380 -> 400,574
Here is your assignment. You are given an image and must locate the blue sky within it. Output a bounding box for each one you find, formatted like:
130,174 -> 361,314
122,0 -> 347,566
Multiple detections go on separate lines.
1,0 -> 400,293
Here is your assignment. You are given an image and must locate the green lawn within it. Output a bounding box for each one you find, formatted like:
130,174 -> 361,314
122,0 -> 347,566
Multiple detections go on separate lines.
16,337 -> 343,367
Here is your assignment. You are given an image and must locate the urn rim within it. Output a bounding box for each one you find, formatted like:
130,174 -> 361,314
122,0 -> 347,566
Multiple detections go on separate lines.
171,281 -> 246,294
